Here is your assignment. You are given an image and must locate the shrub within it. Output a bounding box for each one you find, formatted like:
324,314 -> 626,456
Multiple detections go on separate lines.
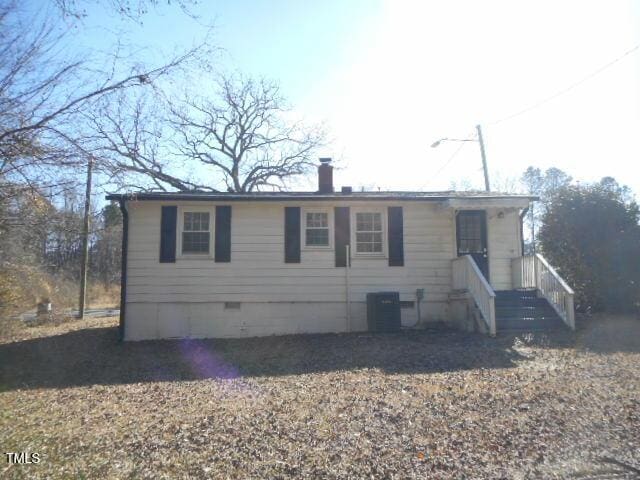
539,180 -> 640,313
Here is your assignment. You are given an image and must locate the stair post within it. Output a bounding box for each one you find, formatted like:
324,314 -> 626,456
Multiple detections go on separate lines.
489,297 -> 496,337
566,293 -> 575,330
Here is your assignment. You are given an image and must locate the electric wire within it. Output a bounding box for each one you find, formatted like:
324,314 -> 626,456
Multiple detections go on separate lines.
490,43 -> 640,126
426,43 -> 640,189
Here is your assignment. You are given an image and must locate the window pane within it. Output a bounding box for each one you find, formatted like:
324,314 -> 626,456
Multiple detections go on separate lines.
184,212 -> 193,231
183,232 -> 209,253
356,232 -> 373,243
356,213 -> 382,232
356,213 -> 372,231
198,212 -> 209,231
305,212 -> 329,246
184,212 -> 209,232
372,213 -> 381,230
356,212 -> 383,253
307,212 -> 327,228
357,242 -> 372,253
306,229 -> 329,246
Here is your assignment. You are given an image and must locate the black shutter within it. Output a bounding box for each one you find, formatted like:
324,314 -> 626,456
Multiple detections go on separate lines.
159,206 -> 177,263
284,207 -> 301,263
334,206 -> 350,267
215,205 -> 232,262
388,206 -> 404,266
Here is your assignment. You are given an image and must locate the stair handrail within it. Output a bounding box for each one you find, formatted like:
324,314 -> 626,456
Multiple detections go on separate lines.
534,253 -> 575,330
535,254 -> 574,294
452,255 -> 496,336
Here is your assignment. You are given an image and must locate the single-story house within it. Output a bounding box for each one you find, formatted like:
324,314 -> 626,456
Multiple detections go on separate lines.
107,159 -> 575,341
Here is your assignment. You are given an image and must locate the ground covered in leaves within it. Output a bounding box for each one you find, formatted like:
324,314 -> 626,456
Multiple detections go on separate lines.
1,315 -> 639,479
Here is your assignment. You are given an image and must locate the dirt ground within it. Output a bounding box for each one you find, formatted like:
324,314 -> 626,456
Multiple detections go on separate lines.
1,314 -> 639,479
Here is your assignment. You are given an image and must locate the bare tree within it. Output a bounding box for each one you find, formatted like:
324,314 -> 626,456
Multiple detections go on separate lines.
95,74 -> 325,192
0,1 -> 207,198
0,0 -> 213,315
173,75 -> 325,192
88,89 -> 218,192
52,0 -> 197,21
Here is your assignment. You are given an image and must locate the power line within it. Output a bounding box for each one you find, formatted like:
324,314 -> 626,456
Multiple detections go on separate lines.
491,43 -> 640,126
424,43 -> 640,190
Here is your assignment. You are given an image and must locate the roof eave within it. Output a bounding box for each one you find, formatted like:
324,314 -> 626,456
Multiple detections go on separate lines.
105,192 -> 538,202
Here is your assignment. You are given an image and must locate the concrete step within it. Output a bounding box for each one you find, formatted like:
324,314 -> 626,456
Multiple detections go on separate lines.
497,316 -> 562,324
496,308 -> 558,318
499,326 -> 568,333
496,302 -> 553,310
495,294 -> 547,300
495,296 -> 540,303
497,317 -> 560,322
497,317 -> 567,330
494,289 -> 566,332
496,303 -> 557,311
495,297 -> 549,304
495,289 -> 537,297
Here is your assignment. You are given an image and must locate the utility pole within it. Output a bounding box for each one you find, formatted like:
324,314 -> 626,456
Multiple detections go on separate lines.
476,124 -> 490,192
78,157 -> 93,319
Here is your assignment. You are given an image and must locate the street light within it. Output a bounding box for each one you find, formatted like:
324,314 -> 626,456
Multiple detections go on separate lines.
431,124 -> 490,191
430,138 -> 476,149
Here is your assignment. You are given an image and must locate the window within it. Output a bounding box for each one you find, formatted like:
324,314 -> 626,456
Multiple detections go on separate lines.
305,211 -> 330,247
182,211 -> 210,254
457,212 -> 483,254
355,212 -> 383,253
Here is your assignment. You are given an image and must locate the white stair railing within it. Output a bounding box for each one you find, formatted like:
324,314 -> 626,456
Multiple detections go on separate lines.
511,254 -> 575,330
452,255 -> 496,336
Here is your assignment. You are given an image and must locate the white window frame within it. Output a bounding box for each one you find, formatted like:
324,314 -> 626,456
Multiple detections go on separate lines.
302,207 -> 333,250
352,208 -> 387,257
177,205 -> 215,258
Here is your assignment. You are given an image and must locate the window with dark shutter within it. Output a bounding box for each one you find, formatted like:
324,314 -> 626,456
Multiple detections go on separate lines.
182,211 -> 210,254
388,206 -> 404,266
284,207 -> 301,263
159,206 -> 177,263
355,212 -> 383,253
304,211 -> 330,247
215,206 -> 232,262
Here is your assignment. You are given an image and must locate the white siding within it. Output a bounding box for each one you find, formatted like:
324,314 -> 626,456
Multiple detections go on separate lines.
123,200 -> 522,339
487,208 -> 522,290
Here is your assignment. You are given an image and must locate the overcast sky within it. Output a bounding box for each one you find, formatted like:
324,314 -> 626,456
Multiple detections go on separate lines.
70,0 -> 640,195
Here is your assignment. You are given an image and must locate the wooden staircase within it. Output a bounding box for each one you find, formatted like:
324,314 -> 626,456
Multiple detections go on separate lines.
452,254 -> 575,336
495,289 -> 568,332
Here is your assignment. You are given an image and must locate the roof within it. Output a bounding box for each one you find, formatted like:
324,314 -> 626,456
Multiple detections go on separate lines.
105,190 -> 538,202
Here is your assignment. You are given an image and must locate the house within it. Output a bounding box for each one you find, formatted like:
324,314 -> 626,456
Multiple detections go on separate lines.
106,159 -> 575,341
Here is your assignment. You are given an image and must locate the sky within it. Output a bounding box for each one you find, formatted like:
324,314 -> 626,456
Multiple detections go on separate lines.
51,0 -> 640,195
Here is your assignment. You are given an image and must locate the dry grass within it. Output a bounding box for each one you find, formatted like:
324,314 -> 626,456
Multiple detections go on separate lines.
0,265 -> 120,319
86,283 -> 120,309
1,315 -> 639,479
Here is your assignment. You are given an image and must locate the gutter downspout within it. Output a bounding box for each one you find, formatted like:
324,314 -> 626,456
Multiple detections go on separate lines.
345,245 -> 351,332
118,199 -> 129,342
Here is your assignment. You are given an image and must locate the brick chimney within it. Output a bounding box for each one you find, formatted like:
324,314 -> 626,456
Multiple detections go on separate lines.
317,158 -> 334,193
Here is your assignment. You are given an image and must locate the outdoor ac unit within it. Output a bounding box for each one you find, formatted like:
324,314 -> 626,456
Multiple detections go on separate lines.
366,292 -> 401,332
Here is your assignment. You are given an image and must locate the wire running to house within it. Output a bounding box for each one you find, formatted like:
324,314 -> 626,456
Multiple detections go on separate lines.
490,43 -> 640,126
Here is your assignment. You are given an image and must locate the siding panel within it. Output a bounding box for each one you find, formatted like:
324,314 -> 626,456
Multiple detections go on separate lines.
123,200 -> 521,338
487,208 -> 521,290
